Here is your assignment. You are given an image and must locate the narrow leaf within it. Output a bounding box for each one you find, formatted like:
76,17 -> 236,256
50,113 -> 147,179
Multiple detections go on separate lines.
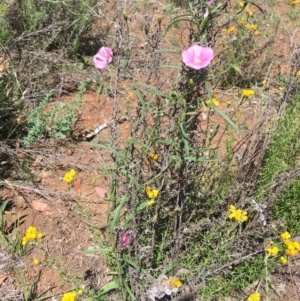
99,280 -> 119,295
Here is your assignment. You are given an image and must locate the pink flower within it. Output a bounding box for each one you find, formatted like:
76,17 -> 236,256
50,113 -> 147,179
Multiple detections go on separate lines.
118,230 -> 133,248
207,0 -> 214,6
93,46 -> 113,69
182,45 -> 214,70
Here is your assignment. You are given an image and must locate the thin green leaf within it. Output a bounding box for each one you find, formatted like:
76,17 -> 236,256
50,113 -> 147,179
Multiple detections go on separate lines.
179,122 -> 190,156
124,281 -> 137,300
110,195 -> 130,234
129,87 -> 146,109
164,14 -> 191,36
159,65 -> 182,70
86,143 -> 124,158
83,247 -> 113,254
212,107 -> 243,137
123,257 -> 138,269
99,280 -> 119,295
135,83 -> 165,98
228,64 -> 243,76
136,200 -> 148,212
184,156 -> 215,162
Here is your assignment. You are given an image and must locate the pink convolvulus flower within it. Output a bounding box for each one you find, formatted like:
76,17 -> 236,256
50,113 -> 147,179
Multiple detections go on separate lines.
182,45 -> 214,70
207,0 -> 214,6
118,230 -> 133,248
93,46 -> 113,69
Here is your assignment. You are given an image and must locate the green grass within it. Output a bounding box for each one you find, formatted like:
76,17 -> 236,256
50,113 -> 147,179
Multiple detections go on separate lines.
255,93 -> 300,202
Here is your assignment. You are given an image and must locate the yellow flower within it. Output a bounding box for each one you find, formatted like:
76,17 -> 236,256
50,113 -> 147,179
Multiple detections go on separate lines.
248,292 -> 261,301
245,6 -> 255,16
37,232 -> 43,239
238,18 -> 245,25
145,186 -> 159,199
63,169 -> 76,184
205,98 -> 219,107
77,289 -> 83,295
245,24 -> 258,33
296,70 -> 300,77
147,199 -> 155,206
27,232 -> 37,240
149,153 -> 159,161
284,239 -> 300,256
27,226 -> 37,234
33,259 -> 39,265
166,276 -> 183,288
227,205 -> 248,222
280,256 -> 288,264
224,26 -> 236,33
291,0 -> 299,5
285,247 -> 298,256
254,30 -> 260,36
239,1 -> 244,7
242,89 -> 255,98
226,101 -> 232,106
281,231 -> 291,240
278,86 -> 284,92
61,291 -> 77,301
267,246 -> 279,256
22,236 -> 28,246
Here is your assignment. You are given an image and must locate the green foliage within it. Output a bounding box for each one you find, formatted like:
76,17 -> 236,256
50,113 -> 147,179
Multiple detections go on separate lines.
24,80 -> 86,146
255,93 -> 300,201
3,0 -> 98,55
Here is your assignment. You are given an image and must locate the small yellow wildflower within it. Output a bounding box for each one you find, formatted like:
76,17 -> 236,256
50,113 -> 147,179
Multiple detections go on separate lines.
166,276 -> 183,289
22,226 -> 40,246
226,101 -> 232,106
281,231 -> 291,240
22,236 -> 28,246
238,18 -> 245,26
37,232 -> 43,239
245,24 -> 258,33
61,291 -> 77,301
77,289 -> 83,295
254,30 -> 260,36
242,89 -> 255,98
248,292 -> 261,301
63,169 -> 76,184
280,256 -> 288,264
267,246 -> 279,256
284,240 -> 300,256
145,186 -> 159,199
147,199 -> 155,206
278,86 -> 284,92
245,6 -> 255,16
227,205 -> 248,222
291,0 -> 299,6
296,70 -> 300,77
285,247 -> 298,256
33,259 -> 39,265
239,1 -> 244,7
149,153 -> 159,161
227,26 -> 236,33
205,98 -> 220,107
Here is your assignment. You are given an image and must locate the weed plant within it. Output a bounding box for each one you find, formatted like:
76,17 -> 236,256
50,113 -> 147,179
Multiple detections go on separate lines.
85,1 -> 300,301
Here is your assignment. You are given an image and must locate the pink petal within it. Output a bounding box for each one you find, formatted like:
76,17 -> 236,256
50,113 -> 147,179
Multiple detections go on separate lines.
95,187 -> 107,198
98,46 -> 113,63
93,46 -> 113,69
93,55 -> 108,69
182,45 -> 214,70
